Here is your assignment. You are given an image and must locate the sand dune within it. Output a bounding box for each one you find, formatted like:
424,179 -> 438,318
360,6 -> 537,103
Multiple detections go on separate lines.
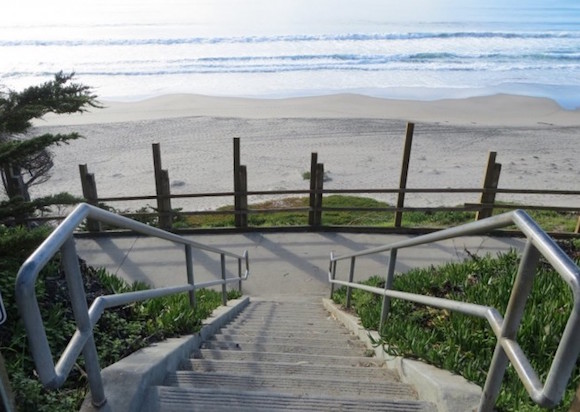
39,93 -> 580,127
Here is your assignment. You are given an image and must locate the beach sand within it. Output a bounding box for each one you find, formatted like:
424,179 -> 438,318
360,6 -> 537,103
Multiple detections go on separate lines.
31,94 -> 580,211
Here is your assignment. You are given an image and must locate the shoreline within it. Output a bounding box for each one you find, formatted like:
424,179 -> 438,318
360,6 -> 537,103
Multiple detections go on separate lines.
38,93 -> 580,128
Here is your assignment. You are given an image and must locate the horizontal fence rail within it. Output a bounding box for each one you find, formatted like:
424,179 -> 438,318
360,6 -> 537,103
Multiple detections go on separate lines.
328,210 -> 580,411
21,135 -> 579,233
33,185 -> 580,231
15,203 -> 250,407
94,187 -> 580,201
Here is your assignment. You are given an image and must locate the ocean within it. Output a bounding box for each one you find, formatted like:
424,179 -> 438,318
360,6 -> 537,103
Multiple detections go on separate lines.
1,0 -> 580,108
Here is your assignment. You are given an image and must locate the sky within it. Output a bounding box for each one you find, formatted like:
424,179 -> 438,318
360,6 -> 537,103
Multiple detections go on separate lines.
4,0 -> 574,30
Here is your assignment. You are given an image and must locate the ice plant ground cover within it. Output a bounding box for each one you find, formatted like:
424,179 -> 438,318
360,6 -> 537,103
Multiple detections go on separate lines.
332,240 -> 580,411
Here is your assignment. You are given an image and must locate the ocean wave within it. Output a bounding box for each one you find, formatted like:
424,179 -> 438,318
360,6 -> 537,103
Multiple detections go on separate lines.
3,49 -> 578,80
6,51 -> 574,70
1,31 -> 579,47
6,63 -> 577,77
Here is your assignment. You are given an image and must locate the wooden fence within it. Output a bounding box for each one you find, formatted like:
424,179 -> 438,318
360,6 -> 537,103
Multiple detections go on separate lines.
76,123 -> 580,233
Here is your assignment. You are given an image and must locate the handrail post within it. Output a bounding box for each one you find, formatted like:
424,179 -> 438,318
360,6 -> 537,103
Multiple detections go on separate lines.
479,240 -> 540,411
237,258 -> 243,293
244,250 -> 250,281
185,245 -> 196,309
220,254 -> 227,306
345,257 -> 356,309
380,249 -> 398,331
61,237 -> 106,407
329,259 -> 337,299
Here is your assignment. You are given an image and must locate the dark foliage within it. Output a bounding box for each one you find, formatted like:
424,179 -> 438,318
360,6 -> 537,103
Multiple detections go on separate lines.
0,72 -> 99,223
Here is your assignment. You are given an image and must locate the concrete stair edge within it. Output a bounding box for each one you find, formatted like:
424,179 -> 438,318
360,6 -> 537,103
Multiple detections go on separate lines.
79,296 -> 251,412
219,323 -> 350,335
180,358 -> 399,380
166,370 -> 419,398
199,341 -> 365,356
193,348 -> 385,366
209,332 -> 365,347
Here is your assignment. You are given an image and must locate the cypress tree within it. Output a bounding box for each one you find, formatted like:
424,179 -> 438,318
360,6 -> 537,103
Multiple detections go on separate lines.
0,72 -> 100,224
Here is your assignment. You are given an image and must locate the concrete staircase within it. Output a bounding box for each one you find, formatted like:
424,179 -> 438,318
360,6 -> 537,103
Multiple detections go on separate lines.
146,299 -> 437,411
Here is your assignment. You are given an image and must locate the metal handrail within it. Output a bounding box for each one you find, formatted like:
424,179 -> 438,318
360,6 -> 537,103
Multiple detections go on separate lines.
15,203 -> 250,408
328,210 -> 580,411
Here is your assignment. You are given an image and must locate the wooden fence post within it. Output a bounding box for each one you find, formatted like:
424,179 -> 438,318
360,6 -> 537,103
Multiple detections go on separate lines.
79,164 -> 101,232
575,216 -> 580,234
308,152 -> 318,226
314,163 -> 324,226
159,169 -> 172,230
476,151 -> 502,221
233,138 -> 242,227
239,165 -> 248,227
394,122 -> 414,227
152,143 -> 172,230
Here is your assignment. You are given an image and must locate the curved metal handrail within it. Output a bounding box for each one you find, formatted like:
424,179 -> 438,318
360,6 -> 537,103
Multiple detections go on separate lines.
15,203 -> 250,407
328,210 -> 580,411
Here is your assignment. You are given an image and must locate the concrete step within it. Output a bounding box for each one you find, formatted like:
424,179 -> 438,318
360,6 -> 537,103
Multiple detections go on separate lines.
210,332 -> 365,348
166,370 -> 418,399
228,317 -> 340,328
193,349 -> 384,367
230,303 -> 336,317
225,321 -> 347,334
199,340 -> 365,356
241,301 -> 325,309
181,359 -> 399,381
218,325 -> 351,339
231,307 -> 332,319
235,302 -> 329,311
220,323 -> 350,337
244,300 -> 323,306
149,386 -> 436,412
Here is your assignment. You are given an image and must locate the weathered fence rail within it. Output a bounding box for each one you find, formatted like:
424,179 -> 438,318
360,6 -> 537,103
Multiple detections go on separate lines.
55,124 -> 580,233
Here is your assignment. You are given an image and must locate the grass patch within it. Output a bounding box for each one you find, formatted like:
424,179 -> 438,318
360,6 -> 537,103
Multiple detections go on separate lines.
332,241 -> 580,411
1,226 -> 241,411
182,195 -> 578,232
493,203 -> 578,233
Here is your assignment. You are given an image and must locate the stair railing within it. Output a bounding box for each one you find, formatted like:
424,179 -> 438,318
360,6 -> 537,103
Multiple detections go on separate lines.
328,210 -> 580,412
15,203 -> 250,408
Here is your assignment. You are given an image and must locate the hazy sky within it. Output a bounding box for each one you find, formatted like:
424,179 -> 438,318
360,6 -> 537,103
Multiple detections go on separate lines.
3,0 -> 575,29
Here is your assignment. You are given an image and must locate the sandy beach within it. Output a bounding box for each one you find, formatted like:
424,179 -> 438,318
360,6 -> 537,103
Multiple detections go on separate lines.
31,93 -> 580,211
